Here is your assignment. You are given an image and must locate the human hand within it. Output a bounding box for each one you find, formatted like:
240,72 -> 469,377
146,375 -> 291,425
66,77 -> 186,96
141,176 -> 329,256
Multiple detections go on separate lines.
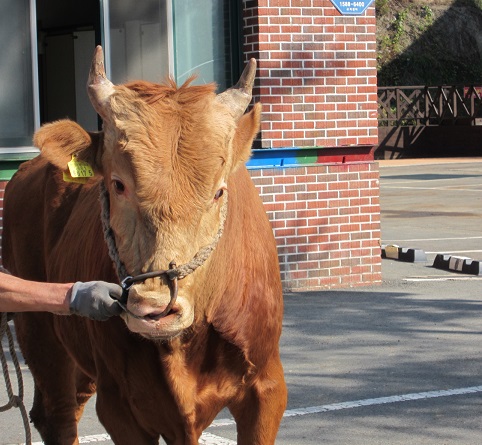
69,281 -> 123,320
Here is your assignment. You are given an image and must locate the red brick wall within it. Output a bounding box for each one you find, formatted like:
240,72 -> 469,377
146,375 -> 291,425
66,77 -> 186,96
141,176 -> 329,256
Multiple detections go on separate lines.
242,0 -> 378,148
251,163 -> 381,290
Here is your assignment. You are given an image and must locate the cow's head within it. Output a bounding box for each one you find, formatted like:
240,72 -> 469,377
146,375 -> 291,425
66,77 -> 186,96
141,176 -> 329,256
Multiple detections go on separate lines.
35,46 -> 261,340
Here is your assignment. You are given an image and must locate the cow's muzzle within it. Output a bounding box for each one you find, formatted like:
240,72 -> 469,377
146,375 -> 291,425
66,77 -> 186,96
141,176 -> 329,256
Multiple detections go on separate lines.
115,262 -> 179,320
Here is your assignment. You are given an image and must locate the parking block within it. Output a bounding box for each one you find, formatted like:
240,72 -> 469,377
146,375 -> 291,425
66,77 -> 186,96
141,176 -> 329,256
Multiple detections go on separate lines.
432,254 -> 482,275
381,245 -> 427,263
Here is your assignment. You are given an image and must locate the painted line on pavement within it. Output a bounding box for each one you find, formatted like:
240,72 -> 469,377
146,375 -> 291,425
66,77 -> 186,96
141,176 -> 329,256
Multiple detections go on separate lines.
382,181 -> 482,187
210,385 -> 482,427
405,276 -> 482,282
384,236 -> 482,242
382,186 -> 482,191
425,250 -> 482,255
25,385 -> 482,444
199,432 -> 236,445
29,432 -> 235,445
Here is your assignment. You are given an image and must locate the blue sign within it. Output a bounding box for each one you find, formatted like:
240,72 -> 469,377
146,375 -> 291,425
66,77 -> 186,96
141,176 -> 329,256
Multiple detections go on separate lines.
330,0 -> 374,15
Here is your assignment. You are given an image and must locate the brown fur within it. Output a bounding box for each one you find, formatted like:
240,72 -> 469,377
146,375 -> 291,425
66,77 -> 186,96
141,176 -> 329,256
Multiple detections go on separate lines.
3,79 -> 287,444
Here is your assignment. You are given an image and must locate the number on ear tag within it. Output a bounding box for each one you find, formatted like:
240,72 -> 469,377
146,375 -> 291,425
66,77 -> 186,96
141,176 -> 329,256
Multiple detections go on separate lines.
62,171 -> 89,184
67,155 -> 94,179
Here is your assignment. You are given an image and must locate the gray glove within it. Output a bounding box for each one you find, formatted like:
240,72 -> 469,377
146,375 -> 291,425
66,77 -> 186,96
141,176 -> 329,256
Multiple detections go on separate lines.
69,281 -> 123,321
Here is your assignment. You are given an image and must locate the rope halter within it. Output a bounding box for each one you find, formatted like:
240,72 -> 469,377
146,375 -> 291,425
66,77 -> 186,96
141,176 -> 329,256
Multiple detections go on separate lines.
99,181 -> 228,320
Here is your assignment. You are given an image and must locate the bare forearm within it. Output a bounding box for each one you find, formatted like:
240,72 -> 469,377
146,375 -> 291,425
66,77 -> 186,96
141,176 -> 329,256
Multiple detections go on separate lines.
0,273 -> 72,314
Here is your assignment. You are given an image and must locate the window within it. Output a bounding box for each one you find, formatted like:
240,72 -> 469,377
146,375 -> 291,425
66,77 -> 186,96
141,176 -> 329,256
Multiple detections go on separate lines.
107,0 -> 240,90
172,0 -> 240,91
107,0 -> 171,84
0,0 -> 241,151
0,0 -> 36,148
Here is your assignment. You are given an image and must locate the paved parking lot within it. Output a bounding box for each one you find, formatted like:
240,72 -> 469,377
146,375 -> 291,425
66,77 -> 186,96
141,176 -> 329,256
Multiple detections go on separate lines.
2,158 -> 482,444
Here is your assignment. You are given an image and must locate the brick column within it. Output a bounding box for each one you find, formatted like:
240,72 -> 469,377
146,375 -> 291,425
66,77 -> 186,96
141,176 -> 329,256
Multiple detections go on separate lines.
242,0 -> 378,149
242,1 -> 381,290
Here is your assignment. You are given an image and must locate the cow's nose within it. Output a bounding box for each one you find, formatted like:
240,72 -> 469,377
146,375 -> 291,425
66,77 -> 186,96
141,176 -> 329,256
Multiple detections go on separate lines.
123,285 -> 178,320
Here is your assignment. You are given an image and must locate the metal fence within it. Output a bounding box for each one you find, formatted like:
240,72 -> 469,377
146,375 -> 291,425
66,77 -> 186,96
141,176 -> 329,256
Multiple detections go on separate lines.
378,86 -> 482,127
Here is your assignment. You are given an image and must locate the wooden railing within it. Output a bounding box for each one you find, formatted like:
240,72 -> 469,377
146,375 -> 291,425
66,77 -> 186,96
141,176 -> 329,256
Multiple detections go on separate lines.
378,86 -> 482,126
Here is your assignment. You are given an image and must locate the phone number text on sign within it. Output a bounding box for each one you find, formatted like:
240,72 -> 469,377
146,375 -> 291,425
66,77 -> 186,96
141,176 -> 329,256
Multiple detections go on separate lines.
339,1 -> 365,6
330,0 -> 374,15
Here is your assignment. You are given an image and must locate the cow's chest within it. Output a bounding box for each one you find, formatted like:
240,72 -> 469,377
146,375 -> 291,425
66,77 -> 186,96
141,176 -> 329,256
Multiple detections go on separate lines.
96,329 -> 247,436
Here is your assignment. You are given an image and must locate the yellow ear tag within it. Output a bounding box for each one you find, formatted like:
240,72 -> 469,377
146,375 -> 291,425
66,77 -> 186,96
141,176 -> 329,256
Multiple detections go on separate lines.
63,155 -> 94,184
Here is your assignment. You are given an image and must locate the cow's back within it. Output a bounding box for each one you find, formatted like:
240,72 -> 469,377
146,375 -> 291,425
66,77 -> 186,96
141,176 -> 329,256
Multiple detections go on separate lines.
3,156 -> 51,280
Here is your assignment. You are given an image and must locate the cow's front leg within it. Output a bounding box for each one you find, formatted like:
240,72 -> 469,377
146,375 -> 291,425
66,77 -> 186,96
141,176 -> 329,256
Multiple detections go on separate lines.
229,357 -> 287,445
95,381 -> 158,445
15,313 -> 82,445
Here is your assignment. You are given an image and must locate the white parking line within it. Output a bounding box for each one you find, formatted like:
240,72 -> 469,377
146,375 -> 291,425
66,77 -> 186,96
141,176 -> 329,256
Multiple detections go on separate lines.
425,250 -> 482,254
382,186 -> 482,191
29,432 -> 235,445
210,385 -> 482,427
405,276 -> 482,282
384,236 -> 482,242
199,433 -> 236,445
25,385 -> 482,445
282,385 -> 482,417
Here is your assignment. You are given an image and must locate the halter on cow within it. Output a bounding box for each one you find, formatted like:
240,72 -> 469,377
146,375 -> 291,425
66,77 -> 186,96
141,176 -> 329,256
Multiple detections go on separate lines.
100,176 -> 229,319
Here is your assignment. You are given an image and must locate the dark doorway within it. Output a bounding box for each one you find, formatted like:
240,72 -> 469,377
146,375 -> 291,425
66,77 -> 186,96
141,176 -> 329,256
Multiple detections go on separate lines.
36,0 -> 101,130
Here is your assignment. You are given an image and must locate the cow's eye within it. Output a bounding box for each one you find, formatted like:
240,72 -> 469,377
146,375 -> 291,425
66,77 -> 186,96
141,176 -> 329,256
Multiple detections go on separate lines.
112,179 -> 125,194
214,188 -> 224,201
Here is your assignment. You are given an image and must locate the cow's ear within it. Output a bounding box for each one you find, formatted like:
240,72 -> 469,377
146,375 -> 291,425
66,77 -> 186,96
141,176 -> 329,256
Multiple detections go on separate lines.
232,102 -> 261,169
33,120 -> 103,174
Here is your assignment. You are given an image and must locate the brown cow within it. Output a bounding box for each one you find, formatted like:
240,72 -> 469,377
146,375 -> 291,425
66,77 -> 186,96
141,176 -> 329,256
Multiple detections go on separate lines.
2,46 -> 287,444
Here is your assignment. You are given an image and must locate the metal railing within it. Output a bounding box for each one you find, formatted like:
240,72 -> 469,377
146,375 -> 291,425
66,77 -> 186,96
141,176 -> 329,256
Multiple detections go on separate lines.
378,85 -> 482,126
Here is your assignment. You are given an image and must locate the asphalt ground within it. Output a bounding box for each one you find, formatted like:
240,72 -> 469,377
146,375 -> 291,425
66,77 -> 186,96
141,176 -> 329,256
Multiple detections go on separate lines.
1,158 -> 482,444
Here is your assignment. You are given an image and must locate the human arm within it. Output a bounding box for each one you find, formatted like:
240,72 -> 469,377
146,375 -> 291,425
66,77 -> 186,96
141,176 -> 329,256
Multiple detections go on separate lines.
0,272 -> 73,313
0,272 -> 122,320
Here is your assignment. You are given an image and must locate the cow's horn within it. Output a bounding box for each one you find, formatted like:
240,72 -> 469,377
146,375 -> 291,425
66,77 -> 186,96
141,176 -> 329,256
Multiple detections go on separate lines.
87,46 -> 115,119
216,58 -> 257,120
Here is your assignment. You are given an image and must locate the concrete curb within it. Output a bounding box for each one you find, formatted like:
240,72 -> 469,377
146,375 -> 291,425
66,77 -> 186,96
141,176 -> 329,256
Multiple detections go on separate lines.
432,254 -> 482,276
381,245 -> 428,263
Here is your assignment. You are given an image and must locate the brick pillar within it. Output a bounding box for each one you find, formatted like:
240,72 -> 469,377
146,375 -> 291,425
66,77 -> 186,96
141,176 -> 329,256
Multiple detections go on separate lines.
242,0 -> 378,149
242,1 -> 381,290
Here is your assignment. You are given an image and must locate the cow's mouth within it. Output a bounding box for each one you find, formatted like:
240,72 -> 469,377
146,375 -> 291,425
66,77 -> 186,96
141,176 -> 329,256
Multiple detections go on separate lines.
121,295 -> 195,339
144,304 -> 181,320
